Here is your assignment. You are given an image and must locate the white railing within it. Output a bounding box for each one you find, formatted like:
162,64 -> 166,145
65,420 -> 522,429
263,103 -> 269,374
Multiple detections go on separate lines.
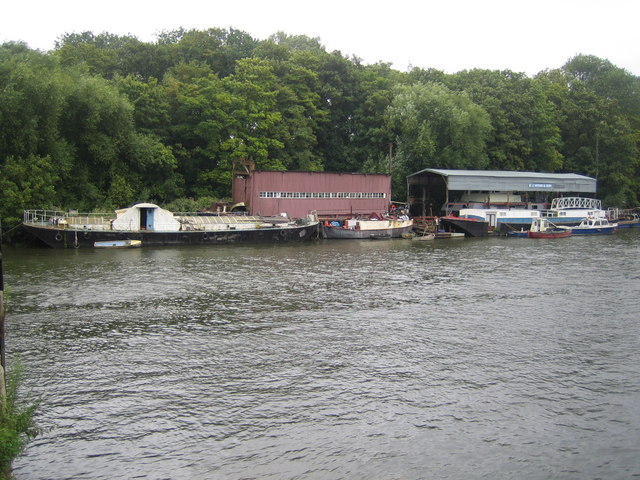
550,197 -> 602,210
23,209 -> 113,228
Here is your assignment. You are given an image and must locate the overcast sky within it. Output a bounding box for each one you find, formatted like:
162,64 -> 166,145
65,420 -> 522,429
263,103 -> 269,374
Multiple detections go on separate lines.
2,0 -> 639,77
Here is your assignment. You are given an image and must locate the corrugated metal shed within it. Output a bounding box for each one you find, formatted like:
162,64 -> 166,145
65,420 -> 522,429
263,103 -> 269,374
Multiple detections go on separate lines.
406,169 -> 598,217
408,169 -> 596,193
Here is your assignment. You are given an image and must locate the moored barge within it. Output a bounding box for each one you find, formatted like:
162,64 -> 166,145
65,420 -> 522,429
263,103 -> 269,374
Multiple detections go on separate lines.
23,203 -> 319,248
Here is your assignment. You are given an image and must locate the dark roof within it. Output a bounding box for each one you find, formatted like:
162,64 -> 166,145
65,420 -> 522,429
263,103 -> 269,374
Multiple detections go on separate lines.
407,169 -> 596,193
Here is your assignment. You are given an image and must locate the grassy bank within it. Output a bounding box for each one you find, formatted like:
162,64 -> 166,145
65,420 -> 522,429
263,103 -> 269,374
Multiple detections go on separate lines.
0,359 -> 38,480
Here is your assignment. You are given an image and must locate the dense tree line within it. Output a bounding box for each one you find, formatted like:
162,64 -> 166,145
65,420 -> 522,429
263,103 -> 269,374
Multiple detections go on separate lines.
1,28 -> 639,231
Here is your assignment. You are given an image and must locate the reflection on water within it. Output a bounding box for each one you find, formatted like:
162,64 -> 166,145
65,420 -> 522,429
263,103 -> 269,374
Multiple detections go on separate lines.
5,231 -> 640,479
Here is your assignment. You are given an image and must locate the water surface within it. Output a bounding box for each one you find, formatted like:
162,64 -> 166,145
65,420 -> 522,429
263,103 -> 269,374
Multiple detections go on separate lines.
5,231 -> 640,479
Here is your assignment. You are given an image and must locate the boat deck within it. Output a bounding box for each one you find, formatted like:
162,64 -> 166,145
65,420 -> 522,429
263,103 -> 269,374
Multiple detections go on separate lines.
23,209 -> 277,231
177,214 -> 282,226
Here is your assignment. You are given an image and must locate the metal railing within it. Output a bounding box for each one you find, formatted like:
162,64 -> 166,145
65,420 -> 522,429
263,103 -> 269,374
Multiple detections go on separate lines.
23,209 -> 67,225
23,209 -> 114,227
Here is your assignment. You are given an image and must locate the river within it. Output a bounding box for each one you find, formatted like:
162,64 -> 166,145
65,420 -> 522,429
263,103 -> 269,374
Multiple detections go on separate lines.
4,230 -> 640,480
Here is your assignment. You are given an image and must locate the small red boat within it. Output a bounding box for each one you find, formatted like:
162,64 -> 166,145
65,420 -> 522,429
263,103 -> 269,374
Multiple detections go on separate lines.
528,229 -> 572,239
527,218 -> 572,238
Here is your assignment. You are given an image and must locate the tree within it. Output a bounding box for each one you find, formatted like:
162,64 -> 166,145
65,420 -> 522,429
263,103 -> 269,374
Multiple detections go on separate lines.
220,58 -> 284,168
0,46 -> 66,161
387,82 -> 491,169
113,74 -> 171,136
121,132 -> 181,204
543,64 -> 640,206
115,38 -> 174,80
55,32 -> 175,81
447,69 -> 563,172
163,58 -> 285,197
57,72 -> 141,207
0,45 -> 74,218
162,68 -> 230,197
168,28 -> 258,78
386,82 -> 491,198
313,51 -> 362,172
563,54 -> 640,123
254,45 -> 326,171
0,155 -> 59,223
348,62 -> 399,174
54,32 -> 120,78
3,36 -> 638,212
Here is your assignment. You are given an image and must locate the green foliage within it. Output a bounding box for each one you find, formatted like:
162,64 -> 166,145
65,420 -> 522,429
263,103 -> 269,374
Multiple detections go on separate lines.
445,69 -> 563,172
385,81 -> 492,198
564,54 -> 640,122
0,155 -> 59,223
0,358 -> 39,478
163,196 -> 224,213
113,75 -> 171,134
1,34 -> 639,212
540,63 -> 640,205
314,52 -> 362,172
386,82 -> 491,171
255,48 -> 326,171
168,28 -> 258,78
221,58 -> 284,166
0,47 -> 66,161
346,62 -> 398,173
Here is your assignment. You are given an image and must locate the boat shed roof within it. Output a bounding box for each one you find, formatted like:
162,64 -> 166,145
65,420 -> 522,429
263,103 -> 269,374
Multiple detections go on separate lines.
407,169 -> 596,193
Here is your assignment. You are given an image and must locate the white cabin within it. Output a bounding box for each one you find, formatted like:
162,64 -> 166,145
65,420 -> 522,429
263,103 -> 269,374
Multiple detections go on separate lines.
460,208 -> 541,228
112,203 -> 181,232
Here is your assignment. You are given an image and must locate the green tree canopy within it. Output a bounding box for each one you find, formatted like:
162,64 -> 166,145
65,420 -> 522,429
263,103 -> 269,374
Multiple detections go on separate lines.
1,34 -> 639,224
386,82 -> 491,170
446,69 -> 563,172
385,82 -> 492,197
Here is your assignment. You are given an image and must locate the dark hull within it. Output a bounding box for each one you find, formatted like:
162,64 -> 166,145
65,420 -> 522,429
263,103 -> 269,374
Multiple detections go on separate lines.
439,217 -> 488,237
23,223 -> 319,248
499,222 -> 533,234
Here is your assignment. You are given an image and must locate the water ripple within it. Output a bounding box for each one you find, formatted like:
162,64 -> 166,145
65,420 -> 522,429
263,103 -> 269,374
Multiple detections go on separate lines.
4,232 -> 640,479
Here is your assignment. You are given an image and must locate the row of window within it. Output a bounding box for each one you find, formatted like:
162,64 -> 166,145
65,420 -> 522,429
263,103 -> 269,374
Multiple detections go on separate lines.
259,192 -> 386,199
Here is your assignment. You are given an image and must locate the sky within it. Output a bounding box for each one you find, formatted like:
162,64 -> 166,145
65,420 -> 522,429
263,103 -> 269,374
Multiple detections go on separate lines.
2,0 -> 639,77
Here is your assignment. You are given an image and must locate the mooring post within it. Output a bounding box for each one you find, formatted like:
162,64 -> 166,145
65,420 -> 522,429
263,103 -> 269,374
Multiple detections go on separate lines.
0,219 -> 6,408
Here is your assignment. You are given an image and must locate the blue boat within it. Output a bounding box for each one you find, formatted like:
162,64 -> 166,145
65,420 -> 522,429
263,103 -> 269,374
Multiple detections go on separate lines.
506,229 -> 528,238
558,217 -> 617,235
